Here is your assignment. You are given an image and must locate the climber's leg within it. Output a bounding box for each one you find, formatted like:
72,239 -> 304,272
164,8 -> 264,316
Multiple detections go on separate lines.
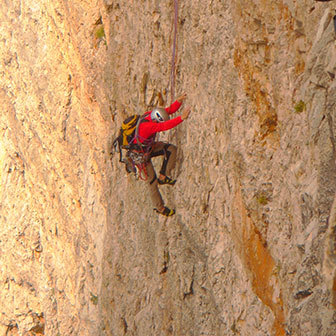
151,142 -> 177,185
146,160 -> 164,210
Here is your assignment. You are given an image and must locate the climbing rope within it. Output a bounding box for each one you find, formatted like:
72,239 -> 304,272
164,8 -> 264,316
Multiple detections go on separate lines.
168,0 -> 179,108
167,0 -> 181,154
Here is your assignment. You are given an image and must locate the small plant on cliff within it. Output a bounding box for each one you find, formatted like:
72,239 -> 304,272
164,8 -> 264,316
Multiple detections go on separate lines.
93,24 -> 106,49
90,293 -> 98,305
294,100 -> 306,113
256,193 -> 269,205
95,25 -> 105,39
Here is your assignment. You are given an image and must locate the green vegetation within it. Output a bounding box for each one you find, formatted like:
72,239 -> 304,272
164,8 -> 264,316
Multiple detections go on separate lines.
90,293 -> 98,305
95,25 -> 105,39
294,100 -> 306,113
256,193 -> 269,205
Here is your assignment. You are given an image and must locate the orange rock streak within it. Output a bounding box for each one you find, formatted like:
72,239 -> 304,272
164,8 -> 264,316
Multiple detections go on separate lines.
232,186 -> 285,336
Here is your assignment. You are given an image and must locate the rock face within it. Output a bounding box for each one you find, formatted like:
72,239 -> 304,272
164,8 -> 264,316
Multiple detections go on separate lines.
1,0 -> 336,335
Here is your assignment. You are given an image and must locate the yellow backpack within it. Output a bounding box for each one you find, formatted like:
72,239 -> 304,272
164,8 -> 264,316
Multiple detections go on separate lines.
120,115 -> 140,148
111,114 -> 149,163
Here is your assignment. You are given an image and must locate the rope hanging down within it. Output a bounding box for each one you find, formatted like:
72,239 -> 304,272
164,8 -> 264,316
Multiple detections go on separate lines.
169,0 -> 179,106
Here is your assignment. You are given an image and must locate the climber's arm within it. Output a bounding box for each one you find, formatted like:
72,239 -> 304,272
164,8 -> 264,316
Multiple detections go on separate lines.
151,116 -> 183,132
156,105 -> 191,132
165,101 -> 182,114
140,117 -> 183,138
139,104 -> 190,139
165,93 -> 187,115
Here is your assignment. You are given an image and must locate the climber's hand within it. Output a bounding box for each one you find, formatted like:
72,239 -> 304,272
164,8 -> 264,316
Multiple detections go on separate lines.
181,106 -> 191,120
177,93 -> 187,103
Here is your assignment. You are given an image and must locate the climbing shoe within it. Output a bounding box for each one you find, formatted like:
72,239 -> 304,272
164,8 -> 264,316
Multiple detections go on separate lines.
154,206 -> 176,217
158,176 -> 176,186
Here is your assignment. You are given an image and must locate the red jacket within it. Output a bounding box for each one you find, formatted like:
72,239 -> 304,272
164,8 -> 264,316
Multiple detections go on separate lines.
137,100 -> 183,143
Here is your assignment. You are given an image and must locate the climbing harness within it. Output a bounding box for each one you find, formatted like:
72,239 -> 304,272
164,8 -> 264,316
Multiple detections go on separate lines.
126,145 -> 152,181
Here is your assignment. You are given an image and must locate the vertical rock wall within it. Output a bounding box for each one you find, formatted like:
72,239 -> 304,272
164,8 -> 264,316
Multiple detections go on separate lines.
0,0 -> 336,335
0,1 -> 110,334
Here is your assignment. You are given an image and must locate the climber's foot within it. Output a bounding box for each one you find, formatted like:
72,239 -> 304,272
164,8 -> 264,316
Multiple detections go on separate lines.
158,175 -> 176,186
154,206 -> 175,217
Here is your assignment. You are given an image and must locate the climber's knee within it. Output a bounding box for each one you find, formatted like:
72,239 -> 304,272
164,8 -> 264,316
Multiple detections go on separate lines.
164,144 -> 177,153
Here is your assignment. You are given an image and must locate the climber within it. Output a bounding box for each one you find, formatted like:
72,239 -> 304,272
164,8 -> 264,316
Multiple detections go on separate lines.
134,93 -> 191,217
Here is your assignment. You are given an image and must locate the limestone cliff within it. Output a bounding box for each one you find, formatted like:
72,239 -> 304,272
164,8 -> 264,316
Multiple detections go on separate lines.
1,0 -> 336,335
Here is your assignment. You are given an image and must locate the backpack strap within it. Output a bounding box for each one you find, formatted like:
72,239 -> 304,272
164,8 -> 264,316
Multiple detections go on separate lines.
134,115 -> 145,146
133,116 -> 153,149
